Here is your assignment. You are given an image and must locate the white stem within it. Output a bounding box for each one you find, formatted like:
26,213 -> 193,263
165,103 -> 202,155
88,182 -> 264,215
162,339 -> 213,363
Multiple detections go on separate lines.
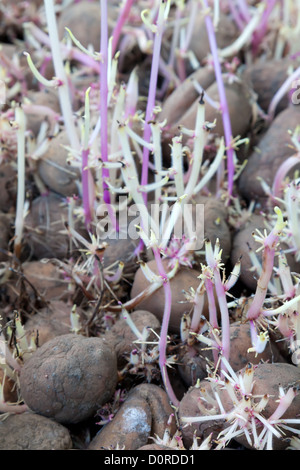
43,0 -> 80,151
14,106 -> 26,258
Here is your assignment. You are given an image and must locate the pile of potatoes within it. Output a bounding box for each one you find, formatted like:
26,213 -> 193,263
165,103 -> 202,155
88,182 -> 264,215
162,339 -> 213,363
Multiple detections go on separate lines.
1,0 -> 300,452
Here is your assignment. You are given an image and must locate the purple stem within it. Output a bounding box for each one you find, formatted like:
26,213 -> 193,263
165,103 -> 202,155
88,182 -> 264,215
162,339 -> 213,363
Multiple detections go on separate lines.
111,0 -> 135,57
252,0 -> 276,56
141,6 -> 165,200
202,0 -> 234,202
246,246 -> 275,321
153,248 -> 179,407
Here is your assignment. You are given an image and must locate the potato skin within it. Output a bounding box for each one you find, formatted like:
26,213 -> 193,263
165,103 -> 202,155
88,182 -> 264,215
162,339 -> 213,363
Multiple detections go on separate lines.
130,259 -> 203,334
0,411 -> 72,450
37,131 -> 80,197
24,300 -> 78,346
239,105 -> 300,204
233,363 -> 300,450
231,212 -> 300,291
179,362 -> 300,450
104,310 -> 161,367
243,58 -> 299,116
20,333 -> 118,424
88,383 -> 175,450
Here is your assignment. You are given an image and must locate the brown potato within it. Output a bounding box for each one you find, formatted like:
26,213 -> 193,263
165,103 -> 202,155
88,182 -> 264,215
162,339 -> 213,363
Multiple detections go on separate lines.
233,362 -> 300,450
189,12 -> 239,64
239,105 -> 300,204
0,162 -> 17,213
25,89 -> 60,137
88,383 -> 175,450
24,300 -> 83,347
178,379 -> 228,448
0,411 -> 72,450
130,259 -> 203,334
37,130 -> 80,197
0,213 -> 12,261
162,78 -> 252,163
57,2 -> 118,53
243,58 -> 299,116
231,212 -> 300,291
178,321 -> 286,387
20,333 -> 118,424
179,362 -> 300,450
159,66 -> 216,129
21,260 -> 71,302
193,194 -> 231,263
24,192 -> 86,260
104,310 -> 161,367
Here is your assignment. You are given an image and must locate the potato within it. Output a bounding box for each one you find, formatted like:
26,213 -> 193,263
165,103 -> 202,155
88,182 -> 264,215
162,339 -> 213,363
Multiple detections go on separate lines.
243,58 -> 299,116
101,236 -> 140,278
20,333 -> 118,424
231,212 -> 300,291
178,379 -> 227,448
179,362 -> 300,450
24,192 -> 85,260
239,105 -> 300,204
57,2 -> 118,53
0,213 -> 12,261
0,162 -> 17,213
37,130 -> 80,197
24,300 -> 83,347
193,194 -> 231,263
0,411 -> 72,450
88,383 -> 175,450
178,321 -> 286,387
162,78 -> 252,163
130,259 -> 204,334
189,12 -> 239,64
104,310 -> 161,367
233,362 -> 300,450
21,260 -> 71,302
25,89 -> 60,137
159,66 -> 216,129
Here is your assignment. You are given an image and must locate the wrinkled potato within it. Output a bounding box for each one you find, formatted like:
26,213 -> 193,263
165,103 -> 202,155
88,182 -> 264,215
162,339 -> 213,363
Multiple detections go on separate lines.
130,259 -> 205,334
239,105 -> 300,204
104,310 -> 161,367
20,333 -> 118,424
88,383 -> 175,450
0,411 -> 72,450
37,130 -> 80,197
